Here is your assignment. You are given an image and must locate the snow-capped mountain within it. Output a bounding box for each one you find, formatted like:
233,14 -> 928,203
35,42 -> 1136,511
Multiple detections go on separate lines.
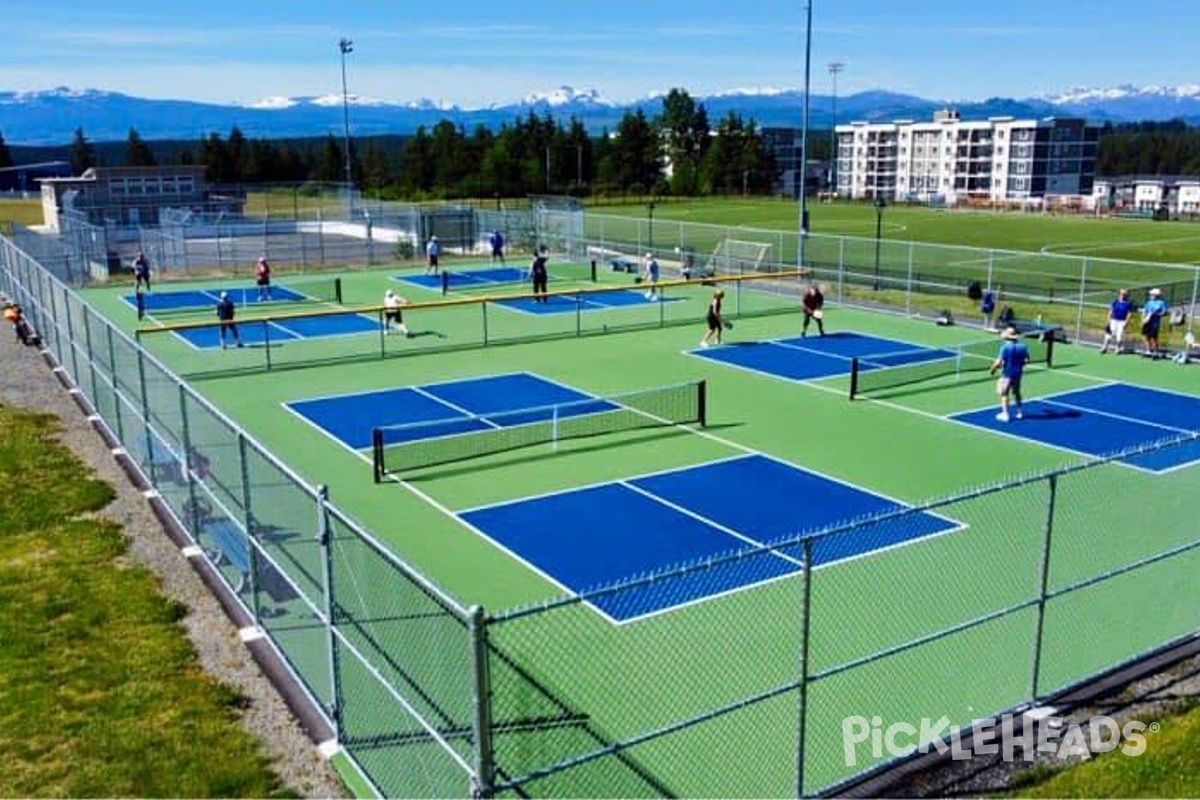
519,86 -> 617,108
1041,83 -> 1200,122
2,83 -> 1199,146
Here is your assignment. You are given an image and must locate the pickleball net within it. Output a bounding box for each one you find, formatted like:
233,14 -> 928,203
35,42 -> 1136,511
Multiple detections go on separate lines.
372,379 -> 707,480
439,262 -> 597,295
849,334 -> 1054,400
138,275 -> 343,317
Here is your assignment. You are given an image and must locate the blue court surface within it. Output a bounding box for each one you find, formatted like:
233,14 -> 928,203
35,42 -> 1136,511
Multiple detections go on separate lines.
171,312 -> 379,350
400,267 -> 528,291
285,372 -> 613,451
397,267 -> 676,315
688,331 -> 948,382
951,383 -> 1200,472
458,454 -> 962,623
123,285 -> 308,313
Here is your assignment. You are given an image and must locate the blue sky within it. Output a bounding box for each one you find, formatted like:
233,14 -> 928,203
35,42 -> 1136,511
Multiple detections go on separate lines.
2,1 -> 1193,107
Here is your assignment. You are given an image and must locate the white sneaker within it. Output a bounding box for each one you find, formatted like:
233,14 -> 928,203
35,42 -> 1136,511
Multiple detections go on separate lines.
996,411 -> 1011,423
700,341 -> 710,348
1015,409 -> 1023,420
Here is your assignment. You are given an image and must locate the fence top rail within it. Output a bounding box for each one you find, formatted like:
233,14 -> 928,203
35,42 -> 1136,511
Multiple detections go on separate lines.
134,269 -> 811,334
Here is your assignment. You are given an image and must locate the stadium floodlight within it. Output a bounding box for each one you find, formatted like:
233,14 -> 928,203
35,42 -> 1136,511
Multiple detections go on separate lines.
828,61 -> 845,193
339,38 -> 354,191
798,0 -> 813,270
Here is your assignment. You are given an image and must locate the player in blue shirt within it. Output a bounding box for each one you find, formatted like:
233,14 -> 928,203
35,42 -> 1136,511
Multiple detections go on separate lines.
642,252 -> 660,301
1100,288 -> 1135,354
1139,287 -> 1168,358
989,326 -> 1030,422
489,230 -> 505,266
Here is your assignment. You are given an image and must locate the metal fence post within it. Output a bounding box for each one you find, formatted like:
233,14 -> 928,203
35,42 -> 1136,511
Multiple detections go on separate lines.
237,432 -> 262,623
1029,473 -> 1059,703
178,383 -> 199,532
469,605 -> 495,799
63,285 -> 81,386
836,237 -> 845,303
106,325 -> 124,443
1189,268 -> 1199,329
318,485 -> 343,740
82,305 -> 99,405
796,537 -> 814,799
1075,259 -> 1089,341
135,348 -> 156,484
905,241 -> 915,316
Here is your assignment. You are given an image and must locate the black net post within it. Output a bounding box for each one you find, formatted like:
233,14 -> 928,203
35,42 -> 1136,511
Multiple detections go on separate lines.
372,427 -> 385,483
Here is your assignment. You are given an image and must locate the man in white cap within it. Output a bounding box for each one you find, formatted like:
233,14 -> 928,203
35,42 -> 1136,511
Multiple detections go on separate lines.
383,289 -> 410,336
988,326 -> 1030,422
1140,287 -> 1168,358
425,234 -> 441,275
215,291 -> 242,349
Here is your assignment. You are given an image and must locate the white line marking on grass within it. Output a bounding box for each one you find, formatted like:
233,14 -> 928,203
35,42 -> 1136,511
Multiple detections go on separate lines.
1040,231 -> 1200,258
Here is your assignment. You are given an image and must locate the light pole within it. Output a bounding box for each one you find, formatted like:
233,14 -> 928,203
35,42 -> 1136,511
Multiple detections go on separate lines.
798,0 -> 813,271
873,197 -> 886,290
646,201 -> 656,252
827,61 -> 844,195
338,38 -> 354,191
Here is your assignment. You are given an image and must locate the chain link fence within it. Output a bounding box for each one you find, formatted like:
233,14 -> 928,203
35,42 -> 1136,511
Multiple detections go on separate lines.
3,228 -> 1199,797
565,211 -> 1200,349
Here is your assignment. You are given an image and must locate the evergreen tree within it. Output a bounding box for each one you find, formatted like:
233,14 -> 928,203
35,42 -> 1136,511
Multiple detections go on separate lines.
69,127 -> 97,173
125,128 -> 156,166
0,131 -> 13,169
608,109 -> 663,194
659,89 -> 710,196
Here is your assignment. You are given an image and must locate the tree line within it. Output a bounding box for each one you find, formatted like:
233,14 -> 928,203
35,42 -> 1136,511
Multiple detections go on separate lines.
11,89 -> 777,200
6,101 -> 1200,198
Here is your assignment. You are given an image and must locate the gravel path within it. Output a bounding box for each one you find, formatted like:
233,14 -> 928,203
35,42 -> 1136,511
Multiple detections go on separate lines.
0,334 -> 347,799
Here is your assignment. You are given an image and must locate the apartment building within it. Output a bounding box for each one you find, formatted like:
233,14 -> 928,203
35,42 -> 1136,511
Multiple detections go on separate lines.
834,109 -> 1100,204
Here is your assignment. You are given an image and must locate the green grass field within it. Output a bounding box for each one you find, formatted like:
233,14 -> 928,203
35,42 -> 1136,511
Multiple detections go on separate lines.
0,403 -> 296,798
601,197 -> 1200,264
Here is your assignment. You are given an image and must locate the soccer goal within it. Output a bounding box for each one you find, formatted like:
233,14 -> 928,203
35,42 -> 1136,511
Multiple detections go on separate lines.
707,238 -> 775,276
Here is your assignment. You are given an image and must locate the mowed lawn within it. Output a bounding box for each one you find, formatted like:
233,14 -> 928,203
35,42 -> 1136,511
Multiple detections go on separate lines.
0,402 -> 298,797
597,197 -> 1200,264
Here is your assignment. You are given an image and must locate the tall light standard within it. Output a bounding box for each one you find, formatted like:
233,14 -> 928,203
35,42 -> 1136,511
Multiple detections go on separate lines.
873,197 -> 887,290
827,61 -> 844,195
798,0 -> 813,271
338,38 -> 354,190
646,201 -> 656,252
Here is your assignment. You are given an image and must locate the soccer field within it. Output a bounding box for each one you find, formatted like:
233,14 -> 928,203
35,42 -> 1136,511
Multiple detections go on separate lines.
596,196 -> 1200,264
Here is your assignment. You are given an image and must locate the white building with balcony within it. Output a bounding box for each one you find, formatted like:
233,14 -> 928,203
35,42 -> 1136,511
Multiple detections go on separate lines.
833,110 -> 1100,204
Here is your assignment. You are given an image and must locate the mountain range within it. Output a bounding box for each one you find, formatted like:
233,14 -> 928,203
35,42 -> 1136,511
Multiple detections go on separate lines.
3,83 -> 1200,146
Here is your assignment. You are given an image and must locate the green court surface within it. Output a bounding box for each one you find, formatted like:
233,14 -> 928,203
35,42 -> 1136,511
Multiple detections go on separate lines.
77,262 -> 1200,797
